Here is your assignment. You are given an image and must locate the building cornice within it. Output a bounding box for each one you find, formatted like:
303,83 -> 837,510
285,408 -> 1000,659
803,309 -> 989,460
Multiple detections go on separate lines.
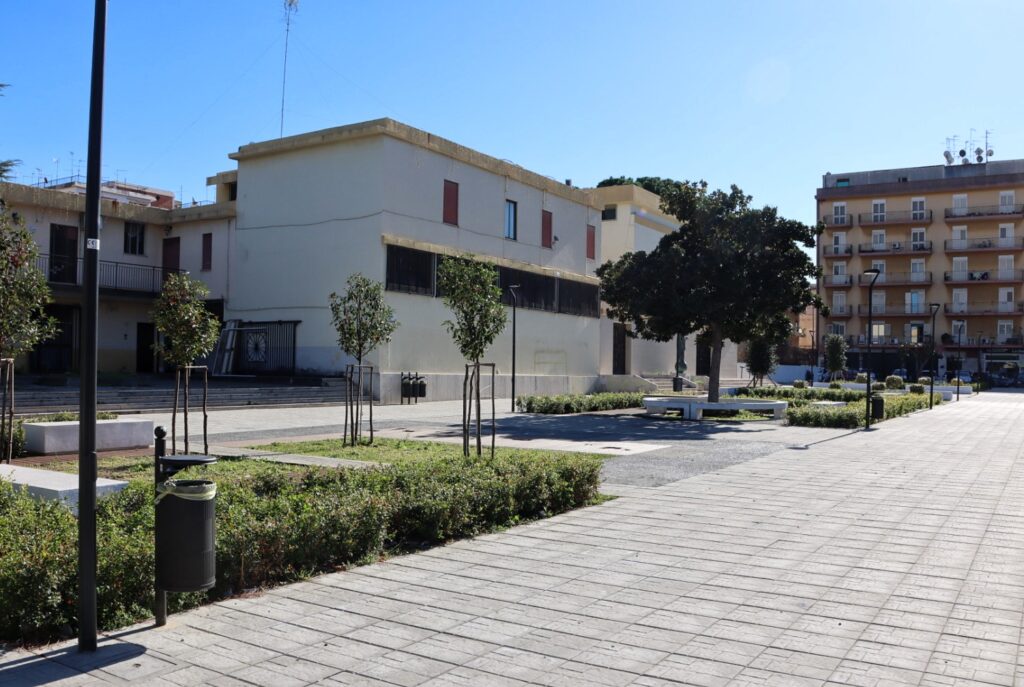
816,172 -> 1024,202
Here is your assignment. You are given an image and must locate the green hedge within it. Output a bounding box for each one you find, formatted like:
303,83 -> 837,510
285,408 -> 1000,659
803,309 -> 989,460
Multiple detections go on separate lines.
785,392 -> 941,428
516,392 -> 645,414
0,451 -> 601,643
885,375 -> 905,389
791,380 -> 807,389
908,384 -> 925,394
734,386 -> 865,403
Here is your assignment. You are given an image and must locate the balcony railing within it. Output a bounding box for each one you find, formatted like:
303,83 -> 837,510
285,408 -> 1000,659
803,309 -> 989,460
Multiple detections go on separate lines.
823,274 -> 853,287
822,244 -> 853,257
949,332 -> 1024,346
857,303 -> 933,316
857,240 -> 932,255
857,271 -> 932,286
857,209 -> 933,226
821,214 -> 852,228
943,301 -> 1024,316
945,203 -> 1024,220
844,334 -> 933,347
943,269 -> 1024,284
943,236 -> 1024,251
827,304 -> 853,318
36,255 -> 181,295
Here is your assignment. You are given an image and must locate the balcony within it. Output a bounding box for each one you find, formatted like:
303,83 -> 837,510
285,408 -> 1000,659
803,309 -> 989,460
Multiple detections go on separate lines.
828,304 -> 854,318
857,240 -> 932,255
943,236 -> 1024,252
822,274 -> 853,288
943,269 -> 1024,285
857,303 -> 933,317
821,214 -> 852,229
857,209 -> 933,227
943,301 -> 1024,317
857,271 -> 932,286
947,333 -> 1024,348
945,203 -> 1024,222
846,334 -> 933,348
822,244 -> 853,257
37,255 -> 180,296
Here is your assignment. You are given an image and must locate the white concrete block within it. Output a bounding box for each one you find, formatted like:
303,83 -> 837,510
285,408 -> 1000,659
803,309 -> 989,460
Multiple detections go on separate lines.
0,464 -> 128,515
23,419 -> 154,455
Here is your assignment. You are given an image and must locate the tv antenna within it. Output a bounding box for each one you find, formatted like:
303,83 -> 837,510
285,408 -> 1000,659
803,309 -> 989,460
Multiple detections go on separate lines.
279,0 -> 299,139
944,131 -> 993,165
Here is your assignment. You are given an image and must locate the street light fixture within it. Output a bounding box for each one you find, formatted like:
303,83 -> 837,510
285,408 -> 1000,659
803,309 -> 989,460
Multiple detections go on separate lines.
863,268 -> 880,428
929,303 -> 940,408
508,284 -> 519,412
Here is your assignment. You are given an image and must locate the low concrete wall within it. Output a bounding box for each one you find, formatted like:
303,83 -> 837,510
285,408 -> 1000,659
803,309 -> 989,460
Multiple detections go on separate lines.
24,419 -> 154,455
595,375 -> 658,393
378,372 -> 600,405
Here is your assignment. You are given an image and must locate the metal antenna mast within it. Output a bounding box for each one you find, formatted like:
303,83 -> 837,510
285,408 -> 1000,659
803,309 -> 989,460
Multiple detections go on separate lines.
279,0 -> 299,138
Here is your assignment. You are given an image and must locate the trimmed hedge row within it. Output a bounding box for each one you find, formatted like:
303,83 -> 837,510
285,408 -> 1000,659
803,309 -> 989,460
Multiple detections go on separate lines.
0,451 -> 601,643
516,392 -> 645,414
734,386 -> 866,403
785,392 -> 941,428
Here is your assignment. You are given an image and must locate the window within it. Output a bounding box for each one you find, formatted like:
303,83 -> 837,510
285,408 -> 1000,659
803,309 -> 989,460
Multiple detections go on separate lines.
586,225 -> 596,260
836,178 -> 850,187
998,320 -> 1014,343
911,228 -> 926,250
201,233 -> 212,271
951,225 -> 968,250
871,290 -> 886,314
557,279 -> 600,318
504,200 -> 517,240
832,232 -> 846,247
999,255 -> 1015,280
832,203 -> 846,225
910,259 -> 926,282
442,180 -> 459,226
123,221 -> 145,255
952,288 -> 967,313
830,322 -> 846,336
911,198 -> 926,221
999,287 -> 1015,313
833,262 -> 846,275
1000,190 -> 1015,212
541,210 -> 553,248
601,205 -> 617,221
872,200 -> 886,223
905,290 -> 924,314
385,245 -> 435,296
999,223 -> 1015,247
832,292 -> 846,312
871,230 -> 886,248
952,194 -> 968,217
952,320 -> 967,338
951,256 -> 968,281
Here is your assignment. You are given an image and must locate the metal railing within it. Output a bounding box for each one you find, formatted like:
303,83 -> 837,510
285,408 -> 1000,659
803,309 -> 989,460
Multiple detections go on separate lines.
945,203 -> 1024,219
823,244 -> 853,256
857,240 -> 932,254
857,209 -> 933,225
857,271 -> 932,286
844,334 -> 932,347
36,254 -> 181,295
822,274 -> 853,287
827,304 -> 854,317
944,269 -> 1024,283
943,301 -> 1024,316
821,214 -> 852,228
857,303 -> 933,316
943,236 -> 1024,251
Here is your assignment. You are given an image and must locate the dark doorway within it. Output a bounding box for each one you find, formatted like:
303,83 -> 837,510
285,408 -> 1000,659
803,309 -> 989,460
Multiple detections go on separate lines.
696,343 -> 712,376
31,305 -> 79,373
612,323 -> 628,375
162,237 -> 180,281
49,224 -> 78,284
136,323 -> 156,373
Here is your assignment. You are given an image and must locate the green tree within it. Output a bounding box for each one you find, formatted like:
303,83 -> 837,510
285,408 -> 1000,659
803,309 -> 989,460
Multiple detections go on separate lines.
0,205 -> 56,360
151,273 -> 220,368
0,85 -> 20,181
329,274 -> 398,365
824,333 -> 848,381
598,181 -> 822,402
746,336 -> 779,387
437,255 -> 506,456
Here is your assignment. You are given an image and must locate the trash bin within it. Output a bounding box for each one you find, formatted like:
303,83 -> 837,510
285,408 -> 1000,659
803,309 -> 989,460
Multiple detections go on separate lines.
417,379 -> 427,398
870,395 -> 885,420
155,479 -> 216,593
672,377 -> 683,392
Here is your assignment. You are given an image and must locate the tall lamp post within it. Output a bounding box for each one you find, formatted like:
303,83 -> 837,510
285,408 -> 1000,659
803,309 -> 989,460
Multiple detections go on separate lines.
956,326 -> 963,401
929,303 -> 940,408
864,268 -> 880,428
508,285 -> 519,412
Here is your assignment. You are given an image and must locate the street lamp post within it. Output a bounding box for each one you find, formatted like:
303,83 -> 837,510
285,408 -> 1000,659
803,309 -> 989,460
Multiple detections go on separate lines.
508,285 -> 519,412
929,303 -> 940,408
957,326 -> 962,401
864,269 -> 880,428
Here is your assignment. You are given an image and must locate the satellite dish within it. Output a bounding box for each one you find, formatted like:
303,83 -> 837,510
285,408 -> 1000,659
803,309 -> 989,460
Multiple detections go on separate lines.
961,158 -> 970,165
959,149 -> 967,157
944,151 -> 954,164
977,154 -> 984,163
987,149 -> 995,157
975,147 -> 984,156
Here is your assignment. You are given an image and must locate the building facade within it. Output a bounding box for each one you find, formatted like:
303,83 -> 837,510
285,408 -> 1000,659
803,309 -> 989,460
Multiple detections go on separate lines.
817,159 -> 1024,378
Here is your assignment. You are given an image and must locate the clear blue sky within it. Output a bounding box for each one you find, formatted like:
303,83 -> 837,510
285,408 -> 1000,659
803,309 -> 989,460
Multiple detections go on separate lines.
2,0 -> 1020,224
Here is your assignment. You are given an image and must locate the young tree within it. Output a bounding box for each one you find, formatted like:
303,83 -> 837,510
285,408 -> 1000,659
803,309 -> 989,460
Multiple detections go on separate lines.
329,273 -> 398,444
437,255 -> 506,456
824,333 -> 849,381
598,181 -> 823,402
0,205 -> 56,461
746,336 -> 779,387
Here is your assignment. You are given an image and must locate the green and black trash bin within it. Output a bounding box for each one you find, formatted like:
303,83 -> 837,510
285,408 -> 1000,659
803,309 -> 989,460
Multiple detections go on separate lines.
870,395 -> 885,420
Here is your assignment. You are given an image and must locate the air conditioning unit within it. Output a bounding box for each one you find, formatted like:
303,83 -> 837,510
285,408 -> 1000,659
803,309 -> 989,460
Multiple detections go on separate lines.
892,241 -> 902,250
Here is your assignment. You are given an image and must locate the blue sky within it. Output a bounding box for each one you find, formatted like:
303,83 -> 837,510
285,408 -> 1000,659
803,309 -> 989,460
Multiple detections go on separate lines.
1,1 -> 1020,224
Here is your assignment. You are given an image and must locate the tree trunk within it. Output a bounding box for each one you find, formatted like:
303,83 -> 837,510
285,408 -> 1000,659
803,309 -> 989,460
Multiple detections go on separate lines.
474,361 -> 482,457
708,327 -> 724,403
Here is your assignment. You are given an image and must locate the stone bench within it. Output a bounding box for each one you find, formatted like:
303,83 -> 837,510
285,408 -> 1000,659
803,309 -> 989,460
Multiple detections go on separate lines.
0,464 -> 128,515
23,418 -> 153,455
643,397 -> 787,420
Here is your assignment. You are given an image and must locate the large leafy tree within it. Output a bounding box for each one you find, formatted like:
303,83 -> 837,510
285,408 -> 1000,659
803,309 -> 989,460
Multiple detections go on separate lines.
329,274 -> 398,365
151,273 -> 221,368
0,204 -> 56,359
598,181 -> 822,402
0,85 -> 20,181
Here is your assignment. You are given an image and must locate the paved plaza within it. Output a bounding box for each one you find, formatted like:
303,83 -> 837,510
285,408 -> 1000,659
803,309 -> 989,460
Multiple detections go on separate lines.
3,392 -> 1023,686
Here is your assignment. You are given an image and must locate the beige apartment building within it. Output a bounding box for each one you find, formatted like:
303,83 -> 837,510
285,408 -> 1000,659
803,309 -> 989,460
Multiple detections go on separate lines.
817,159 -> 1024,377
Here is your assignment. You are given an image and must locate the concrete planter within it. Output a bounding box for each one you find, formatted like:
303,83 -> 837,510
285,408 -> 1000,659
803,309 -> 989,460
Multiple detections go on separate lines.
23,418 -> 153,455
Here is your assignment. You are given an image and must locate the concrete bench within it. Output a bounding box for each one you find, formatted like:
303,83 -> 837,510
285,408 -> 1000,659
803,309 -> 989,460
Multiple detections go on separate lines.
643,396 -> 787,420
810,401 -> 848,407
0,464 -> 128,515
23,418 -> 153,455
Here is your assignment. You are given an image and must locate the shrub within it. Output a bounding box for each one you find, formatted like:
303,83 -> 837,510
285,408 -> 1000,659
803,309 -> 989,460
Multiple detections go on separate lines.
885,375 -> 905,390
917,377 -> 932,384
854,373 -> 868,384
828,381 -> 842,389
517,392 -> 644,414
733,386 -> 864,403
785,405 -> 862,429
0,450 -> 601,643
908,384 -> 925,394
871,382 -> 886,392
882,393 -> 940,419
791,380 -> 807,389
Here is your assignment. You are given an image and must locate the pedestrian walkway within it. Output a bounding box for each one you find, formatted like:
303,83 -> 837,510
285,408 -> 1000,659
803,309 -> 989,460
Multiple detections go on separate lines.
4,392 -> 1022,686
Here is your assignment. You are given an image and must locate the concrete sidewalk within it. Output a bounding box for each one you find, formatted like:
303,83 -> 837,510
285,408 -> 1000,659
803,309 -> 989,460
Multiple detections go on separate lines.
5,392 -> 1022,686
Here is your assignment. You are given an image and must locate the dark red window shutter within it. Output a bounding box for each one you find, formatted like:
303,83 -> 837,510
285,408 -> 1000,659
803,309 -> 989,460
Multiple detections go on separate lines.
586,225 -> 596,260
542,210 -> 553,248
202,233 -> 213,271
443,180 -> 459,226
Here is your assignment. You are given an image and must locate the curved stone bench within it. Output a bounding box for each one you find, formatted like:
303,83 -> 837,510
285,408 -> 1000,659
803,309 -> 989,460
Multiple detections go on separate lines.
643,396 -> 787,420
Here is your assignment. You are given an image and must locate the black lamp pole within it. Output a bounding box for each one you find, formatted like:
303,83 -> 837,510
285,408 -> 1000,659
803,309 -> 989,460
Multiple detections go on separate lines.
79,0 -> 107,653
864,269 -> 880,428
929,303 -> 940,408
509,285 -> 519,412
956,327 -> 962,401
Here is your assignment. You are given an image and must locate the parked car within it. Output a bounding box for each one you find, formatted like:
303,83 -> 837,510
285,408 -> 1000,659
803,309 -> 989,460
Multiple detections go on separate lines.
890,368 -> 908,380
949,371 -> 973,384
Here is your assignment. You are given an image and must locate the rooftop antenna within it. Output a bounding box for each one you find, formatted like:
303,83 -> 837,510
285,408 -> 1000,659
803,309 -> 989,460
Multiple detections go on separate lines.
985,129 -> 994,162
279,0 -> 299,139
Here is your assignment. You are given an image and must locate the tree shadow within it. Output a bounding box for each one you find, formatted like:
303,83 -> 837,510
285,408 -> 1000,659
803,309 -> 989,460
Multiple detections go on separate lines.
0,640 -> 147,686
